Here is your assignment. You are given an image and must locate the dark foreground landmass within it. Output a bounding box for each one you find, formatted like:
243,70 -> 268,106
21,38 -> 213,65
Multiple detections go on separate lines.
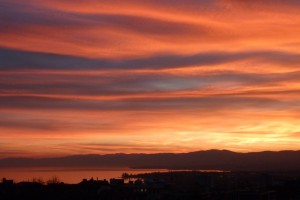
1,171 -> 300,200
1,150 -> 300,171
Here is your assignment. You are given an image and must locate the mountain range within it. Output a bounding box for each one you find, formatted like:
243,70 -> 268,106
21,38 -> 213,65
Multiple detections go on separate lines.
1,150 -> 300,171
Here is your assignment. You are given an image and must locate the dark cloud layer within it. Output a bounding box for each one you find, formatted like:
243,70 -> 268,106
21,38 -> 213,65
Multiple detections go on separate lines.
0,1 -> 209,37
1,47 -> 300,70
2,69 -> 300,96
0,95 -> 283,112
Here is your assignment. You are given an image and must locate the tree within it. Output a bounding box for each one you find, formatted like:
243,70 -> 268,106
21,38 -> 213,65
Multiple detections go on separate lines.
47,176 -> 61,184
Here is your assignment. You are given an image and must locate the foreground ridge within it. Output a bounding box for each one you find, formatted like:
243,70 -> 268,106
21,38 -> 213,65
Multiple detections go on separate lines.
1,171 -> 300,200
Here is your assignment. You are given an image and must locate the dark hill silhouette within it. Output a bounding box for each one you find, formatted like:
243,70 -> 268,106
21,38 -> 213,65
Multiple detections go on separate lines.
1,150 -> 300,171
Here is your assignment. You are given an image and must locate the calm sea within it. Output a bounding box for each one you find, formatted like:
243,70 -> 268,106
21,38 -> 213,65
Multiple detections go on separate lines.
0,167 -> 169,184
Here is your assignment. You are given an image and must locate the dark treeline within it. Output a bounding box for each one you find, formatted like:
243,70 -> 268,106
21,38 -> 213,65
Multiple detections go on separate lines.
1,171 -> 300,200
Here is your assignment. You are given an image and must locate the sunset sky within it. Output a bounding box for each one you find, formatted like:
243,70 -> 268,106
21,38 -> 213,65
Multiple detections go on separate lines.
1,0 -> 300,158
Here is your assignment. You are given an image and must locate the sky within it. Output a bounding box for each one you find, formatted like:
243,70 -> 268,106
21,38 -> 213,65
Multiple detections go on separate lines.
1,0 -> 300,158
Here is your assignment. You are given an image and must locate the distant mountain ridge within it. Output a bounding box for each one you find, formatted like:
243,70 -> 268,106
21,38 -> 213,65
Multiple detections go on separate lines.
1,150 -> 300,171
